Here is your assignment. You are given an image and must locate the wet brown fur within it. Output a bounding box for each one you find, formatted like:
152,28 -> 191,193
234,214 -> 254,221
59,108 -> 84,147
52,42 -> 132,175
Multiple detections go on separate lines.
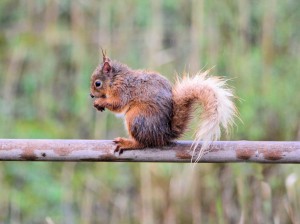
90,55 -> 236,153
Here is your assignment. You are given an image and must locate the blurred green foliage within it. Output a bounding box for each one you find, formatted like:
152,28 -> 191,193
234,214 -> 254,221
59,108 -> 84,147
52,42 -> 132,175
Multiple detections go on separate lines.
0,0 -> 300,223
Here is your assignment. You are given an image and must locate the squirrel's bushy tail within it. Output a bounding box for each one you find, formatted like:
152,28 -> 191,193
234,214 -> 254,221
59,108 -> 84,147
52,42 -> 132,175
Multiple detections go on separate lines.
171,70 -> 237,162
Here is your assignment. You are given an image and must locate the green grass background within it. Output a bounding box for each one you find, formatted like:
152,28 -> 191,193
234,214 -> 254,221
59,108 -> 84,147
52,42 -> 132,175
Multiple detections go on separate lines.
0,0 -> 300,223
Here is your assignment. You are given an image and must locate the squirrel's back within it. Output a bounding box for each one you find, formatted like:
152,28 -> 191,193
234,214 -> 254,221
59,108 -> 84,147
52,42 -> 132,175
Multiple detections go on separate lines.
127,70 -> 173,108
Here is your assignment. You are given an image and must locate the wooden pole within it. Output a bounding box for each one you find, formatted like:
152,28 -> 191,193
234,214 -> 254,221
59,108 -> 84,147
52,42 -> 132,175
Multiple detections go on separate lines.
0,139 -> 299,163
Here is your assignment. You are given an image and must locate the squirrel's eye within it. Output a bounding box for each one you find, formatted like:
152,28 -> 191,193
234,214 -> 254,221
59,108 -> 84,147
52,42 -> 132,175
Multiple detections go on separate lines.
95,80 -> 102,88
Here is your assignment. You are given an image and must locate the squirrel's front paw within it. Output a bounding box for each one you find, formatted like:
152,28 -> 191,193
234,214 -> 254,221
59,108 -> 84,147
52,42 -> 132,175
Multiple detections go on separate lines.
93,102 -> 105,112
113,137 -> 125,154
113,137 -> 143,155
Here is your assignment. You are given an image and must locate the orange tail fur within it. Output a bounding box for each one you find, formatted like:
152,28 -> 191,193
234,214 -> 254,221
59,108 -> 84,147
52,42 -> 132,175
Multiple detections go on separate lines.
171,70 -> 237,162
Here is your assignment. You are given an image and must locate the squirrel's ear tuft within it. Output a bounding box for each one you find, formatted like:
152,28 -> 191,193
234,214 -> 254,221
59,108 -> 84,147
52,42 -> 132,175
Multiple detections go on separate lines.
100,47 -> 112,73
102,61 -> 112,74
101,47 -> 110,62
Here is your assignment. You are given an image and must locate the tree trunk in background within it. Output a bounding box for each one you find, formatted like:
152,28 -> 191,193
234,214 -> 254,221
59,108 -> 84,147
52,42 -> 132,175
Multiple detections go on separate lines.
80,175 -> 95,224
61,163 -> 76,224
140,164 -> 155,224
40,1 -> 59,121
189,0 -> 203,73
145,0 -> 163,68
0,168 -> 9,223
71,1 -> 91,138
191,166 -> 202,224
238,0 -> 250,52
2,48 -> 26,135
261,0 -> 276,91
261,0 -> 279,140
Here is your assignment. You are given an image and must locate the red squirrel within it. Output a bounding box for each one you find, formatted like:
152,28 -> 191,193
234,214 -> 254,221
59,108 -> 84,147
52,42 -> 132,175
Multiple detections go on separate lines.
90,51 -> 237,160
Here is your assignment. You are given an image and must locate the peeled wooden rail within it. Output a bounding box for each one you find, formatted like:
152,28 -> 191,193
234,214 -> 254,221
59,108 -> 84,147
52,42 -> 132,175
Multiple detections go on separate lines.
0,139 -> 299,163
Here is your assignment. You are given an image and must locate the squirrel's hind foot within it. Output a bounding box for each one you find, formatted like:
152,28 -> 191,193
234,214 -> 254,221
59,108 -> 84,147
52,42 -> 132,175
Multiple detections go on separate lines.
113,137 -> 144,155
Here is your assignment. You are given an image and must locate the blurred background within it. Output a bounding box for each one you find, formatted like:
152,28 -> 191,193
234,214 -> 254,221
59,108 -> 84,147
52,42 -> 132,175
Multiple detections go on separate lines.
0,0 -> 300,223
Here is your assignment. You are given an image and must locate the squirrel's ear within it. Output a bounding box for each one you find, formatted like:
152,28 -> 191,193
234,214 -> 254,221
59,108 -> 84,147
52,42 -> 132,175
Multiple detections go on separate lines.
102,61 -> 112,74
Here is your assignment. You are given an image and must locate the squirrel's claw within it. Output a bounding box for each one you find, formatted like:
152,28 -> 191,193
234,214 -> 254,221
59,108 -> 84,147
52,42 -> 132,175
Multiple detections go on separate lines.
113,137 -> 143,155
114,146 -> 124,155
93,100 -> 105,112
113,138 -> 124,155
94,104 -> 105,112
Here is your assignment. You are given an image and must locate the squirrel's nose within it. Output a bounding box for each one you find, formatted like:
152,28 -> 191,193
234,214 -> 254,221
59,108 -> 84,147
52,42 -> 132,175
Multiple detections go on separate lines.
90,93 -> 95,98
